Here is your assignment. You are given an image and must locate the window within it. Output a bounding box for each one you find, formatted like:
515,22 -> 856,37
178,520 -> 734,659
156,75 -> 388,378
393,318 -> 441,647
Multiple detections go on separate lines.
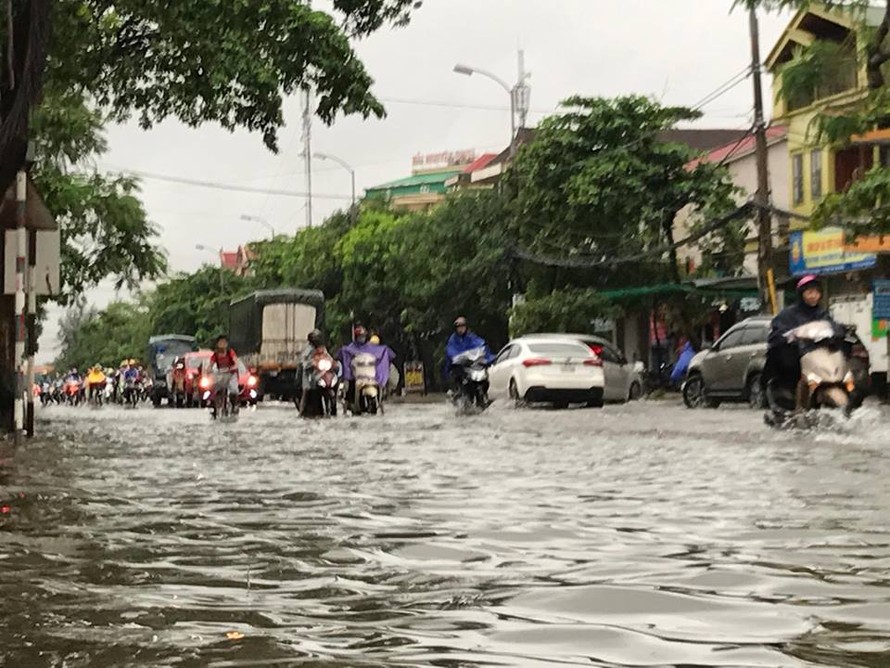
741,325 -> 769,346
715,328 -> 746,351
792,154 -> 804,205
494,345 -> 515,365
526,342 -> 589,356
811,149 -> 823,200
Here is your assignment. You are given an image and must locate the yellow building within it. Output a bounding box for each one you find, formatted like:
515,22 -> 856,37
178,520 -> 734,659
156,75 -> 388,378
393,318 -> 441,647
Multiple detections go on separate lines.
766,3 -> 887,226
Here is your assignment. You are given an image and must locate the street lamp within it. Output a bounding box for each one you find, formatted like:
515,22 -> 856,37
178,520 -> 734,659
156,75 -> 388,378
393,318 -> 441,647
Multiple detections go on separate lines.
240,214 -> 275,238
313,152 -> 356,210
453,51 -> 530,159
196,244 -> 224,291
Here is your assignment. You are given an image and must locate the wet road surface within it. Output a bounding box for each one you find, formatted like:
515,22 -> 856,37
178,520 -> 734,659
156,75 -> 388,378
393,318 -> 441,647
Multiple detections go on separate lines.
1,399 -> 890,667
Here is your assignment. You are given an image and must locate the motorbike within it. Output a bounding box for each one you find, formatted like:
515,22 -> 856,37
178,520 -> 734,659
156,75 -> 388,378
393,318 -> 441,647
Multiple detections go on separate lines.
303,350 -> 339,417
64,379 -> 84,406
169,360 -> 188,408
349,351 -> 382,415
449,347 -> 491,414
122,377 -> 140,408
765,320 -> 857,428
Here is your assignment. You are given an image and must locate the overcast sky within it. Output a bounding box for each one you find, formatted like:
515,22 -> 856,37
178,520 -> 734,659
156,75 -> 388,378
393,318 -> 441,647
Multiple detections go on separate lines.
39,0 -> 793,363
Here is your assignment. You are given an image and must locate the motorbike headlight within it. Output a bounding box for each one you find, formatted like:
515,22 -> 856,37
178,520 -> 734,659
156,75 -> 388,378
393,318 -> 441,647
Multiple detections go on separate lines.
247,375 -> 258,388
317,359 -> 332,372
199,377 -> 211,390
249,390 -> 258,399
844,371 -> 856,393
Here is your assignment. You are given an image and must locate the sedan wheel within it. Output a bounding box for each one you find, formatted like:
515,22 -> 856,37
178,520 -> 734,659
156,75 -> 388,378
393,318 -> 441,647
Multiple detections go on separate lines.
509,379 -> 525,408
628,381 -> 642,402
747,373 -> 765,409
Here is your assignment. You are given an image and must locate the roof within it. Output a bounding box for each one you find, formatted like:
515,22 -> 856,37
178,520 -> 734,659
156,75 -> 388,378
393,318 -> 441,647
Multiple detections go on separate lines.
220,252 -> 239,269
463,153 -> 497,173
230,288 -> 325,308
658,129 -> 752,153
689,126 -> 788,168
366,170 -> 461,192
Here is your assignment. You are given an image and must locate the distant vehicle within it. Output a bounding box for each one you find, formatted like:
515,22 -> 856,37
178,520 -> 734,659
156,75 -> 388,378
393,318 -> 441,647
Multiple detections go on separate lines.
488,336 -> 605,409
682,316 -> 869,409
229,289 -> 325,403
146,335 -> 199,407
522,333 -> 644,402
183,350 -> 213,407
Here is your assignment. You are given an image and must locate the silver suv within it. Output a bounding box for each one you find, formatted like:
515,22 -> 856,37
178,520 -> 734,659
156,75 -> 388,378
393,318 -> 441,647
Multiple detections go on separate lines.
683,316 -> 871,409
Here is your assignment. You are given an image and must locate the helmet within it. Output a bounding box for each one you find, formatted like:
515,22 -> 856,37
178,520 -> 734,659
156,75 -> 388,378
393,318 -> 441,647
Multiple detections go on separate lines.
308,329 -> 324,346
215,334 -> 228,345
796,274 -> 822,294
454,316 -> 468,328
369,335 -> 380,345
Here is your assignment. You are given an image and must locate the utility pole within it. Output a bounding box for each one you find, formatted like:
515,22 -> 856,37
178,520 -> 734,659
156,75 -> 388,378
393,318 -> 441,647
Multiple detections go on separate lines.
26,228 -> 36,437
515,50 -> 530,132
302,86 -> 312,229
749,7 -> 776,315
13,170 -> 26,445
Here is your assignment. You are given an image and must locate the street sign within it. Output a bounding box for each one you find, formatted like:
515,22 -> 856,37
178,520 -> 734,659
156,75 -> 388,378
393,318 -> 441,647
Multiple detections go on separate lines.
404,361 -> 425,394
874,280 -> 890,320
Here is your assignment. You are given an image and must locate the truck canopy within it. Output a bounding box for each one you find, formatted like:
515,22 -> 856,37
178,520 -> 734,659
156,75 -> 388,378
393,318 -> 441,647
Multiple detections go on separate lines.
229,289 -> 325,362
146,335 -> 199,375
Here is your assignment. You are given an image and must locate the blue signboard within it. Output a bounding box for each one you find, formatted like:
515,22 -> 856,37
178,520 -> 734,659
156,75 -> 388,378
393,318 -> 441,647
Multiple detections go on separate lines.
874,280 -> 890,320
789,228 -> 877,276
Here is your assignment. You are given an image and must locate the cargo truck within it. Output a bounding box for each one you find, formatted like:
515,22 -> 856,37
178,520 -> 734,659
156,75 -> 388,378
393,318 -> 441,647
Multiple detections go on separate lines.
228,289 -> 325,402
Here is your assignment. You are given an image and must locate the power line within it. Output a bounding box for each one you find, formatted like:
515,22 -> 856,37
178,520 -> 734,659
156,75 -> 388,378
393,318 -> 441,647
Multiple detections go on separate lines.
104,168 -> 354,200
510,202 -> 754,269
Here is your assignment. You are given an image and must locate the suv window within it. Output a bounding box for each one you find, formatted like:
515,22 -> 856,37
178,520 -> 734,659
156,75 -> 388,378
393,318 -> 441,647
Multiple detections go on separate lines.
741,325 -> 769,346
715,328 -> 746,351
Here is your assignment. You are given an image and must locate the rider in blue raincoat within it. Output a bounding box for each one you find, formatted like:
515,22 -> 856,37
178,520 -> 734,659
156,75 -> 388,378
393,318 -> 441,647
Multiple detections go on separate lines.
444,316 -> 495,380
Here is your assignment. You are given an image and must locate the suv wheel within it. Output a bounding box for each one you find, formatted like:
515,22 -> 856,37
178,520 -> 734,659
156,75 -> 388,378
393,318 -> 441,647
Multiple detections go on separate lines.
747,373 -> 765,409
682,374 -> 705,408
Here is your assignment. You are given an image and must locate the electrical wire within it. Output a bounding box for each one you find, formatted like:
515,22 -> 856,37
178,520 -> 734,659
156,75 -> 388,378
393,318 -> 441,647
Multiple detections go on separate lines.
105,168 -> 354,200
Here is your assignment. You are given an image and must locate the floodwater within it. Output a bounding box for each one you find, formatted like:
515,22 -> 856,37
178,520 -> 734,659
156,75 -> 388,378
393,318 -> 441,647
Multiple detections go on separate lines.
1,400 -> 889,667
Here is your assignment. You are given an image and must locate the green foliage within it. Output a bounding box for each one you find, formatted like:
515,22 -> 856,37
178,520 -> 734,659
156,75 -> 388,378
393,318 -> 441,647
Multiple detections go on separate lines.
509,95 -> 740,286
813,164 -> 890,235
48,0 -> 419,151
150,267 -> 257,347
30,88 -> 167,303
510,289 -> 616,338
55,297 -> 153,371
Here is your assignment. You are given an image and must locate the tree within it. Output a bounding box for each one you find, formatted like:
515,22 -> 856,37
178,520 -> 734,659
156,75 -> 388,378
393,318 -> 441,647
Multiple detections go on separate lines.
48,0 -> 420,151
508,96 -> 739,288
510,289 -> 615,337
31,87 -> 167,302
55,298 -> 153,371
740,0 -> 890,234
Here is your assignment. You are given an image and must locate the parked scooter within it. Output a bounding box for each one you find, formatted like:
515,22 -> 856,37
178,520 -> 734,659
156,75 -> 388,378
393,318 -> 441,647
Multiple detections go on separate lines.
449,346 -> 491,414
766,320 -> 857,428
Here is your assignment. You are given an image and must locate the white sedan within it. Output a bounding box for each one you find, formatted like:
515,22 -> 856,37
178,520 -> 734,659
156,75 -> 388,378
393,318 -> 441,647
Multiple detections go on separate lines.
488,336 -> 606,408
522,333 -> 645,403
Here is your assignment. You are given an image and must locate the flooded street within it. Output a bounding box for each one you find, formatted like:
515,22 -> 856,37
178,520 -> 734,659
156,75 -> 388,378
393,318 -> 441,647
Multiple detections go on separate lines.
2,400 -> 890,667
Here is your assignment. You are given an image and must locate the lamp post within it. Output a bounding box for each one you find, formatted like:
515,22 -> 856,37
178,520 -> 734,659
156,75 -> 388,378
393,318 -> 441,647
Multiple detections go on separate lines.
240,214 -> 275,239
453,50 -> 530,159
196,244 -> 224,291
313,152 -> 356,213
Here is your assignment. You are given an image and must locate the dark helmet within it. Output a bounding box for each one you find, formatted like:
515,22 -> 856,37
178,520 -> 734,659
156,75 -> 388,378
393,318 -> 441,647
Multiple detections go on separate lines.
308,329 -> 324,346
214,334 -> 229,345
453,316 -> 468,329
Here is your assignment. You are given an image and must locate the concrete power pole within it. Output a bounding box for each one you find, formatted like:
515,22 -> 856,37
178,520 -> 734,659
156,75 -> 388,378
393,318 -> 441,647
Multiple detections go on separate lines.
749,7 -> 776,315
302,87 -> 312,229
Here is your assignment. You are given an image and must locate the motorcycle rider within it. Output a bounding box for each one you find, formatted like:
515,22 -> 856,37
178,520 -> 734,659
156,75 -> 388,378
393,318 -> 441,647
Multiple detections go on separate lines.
299,329 -> 337,417
209,335 -> 240,417
444,316 -> 494,400
762,274 -> 843,411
